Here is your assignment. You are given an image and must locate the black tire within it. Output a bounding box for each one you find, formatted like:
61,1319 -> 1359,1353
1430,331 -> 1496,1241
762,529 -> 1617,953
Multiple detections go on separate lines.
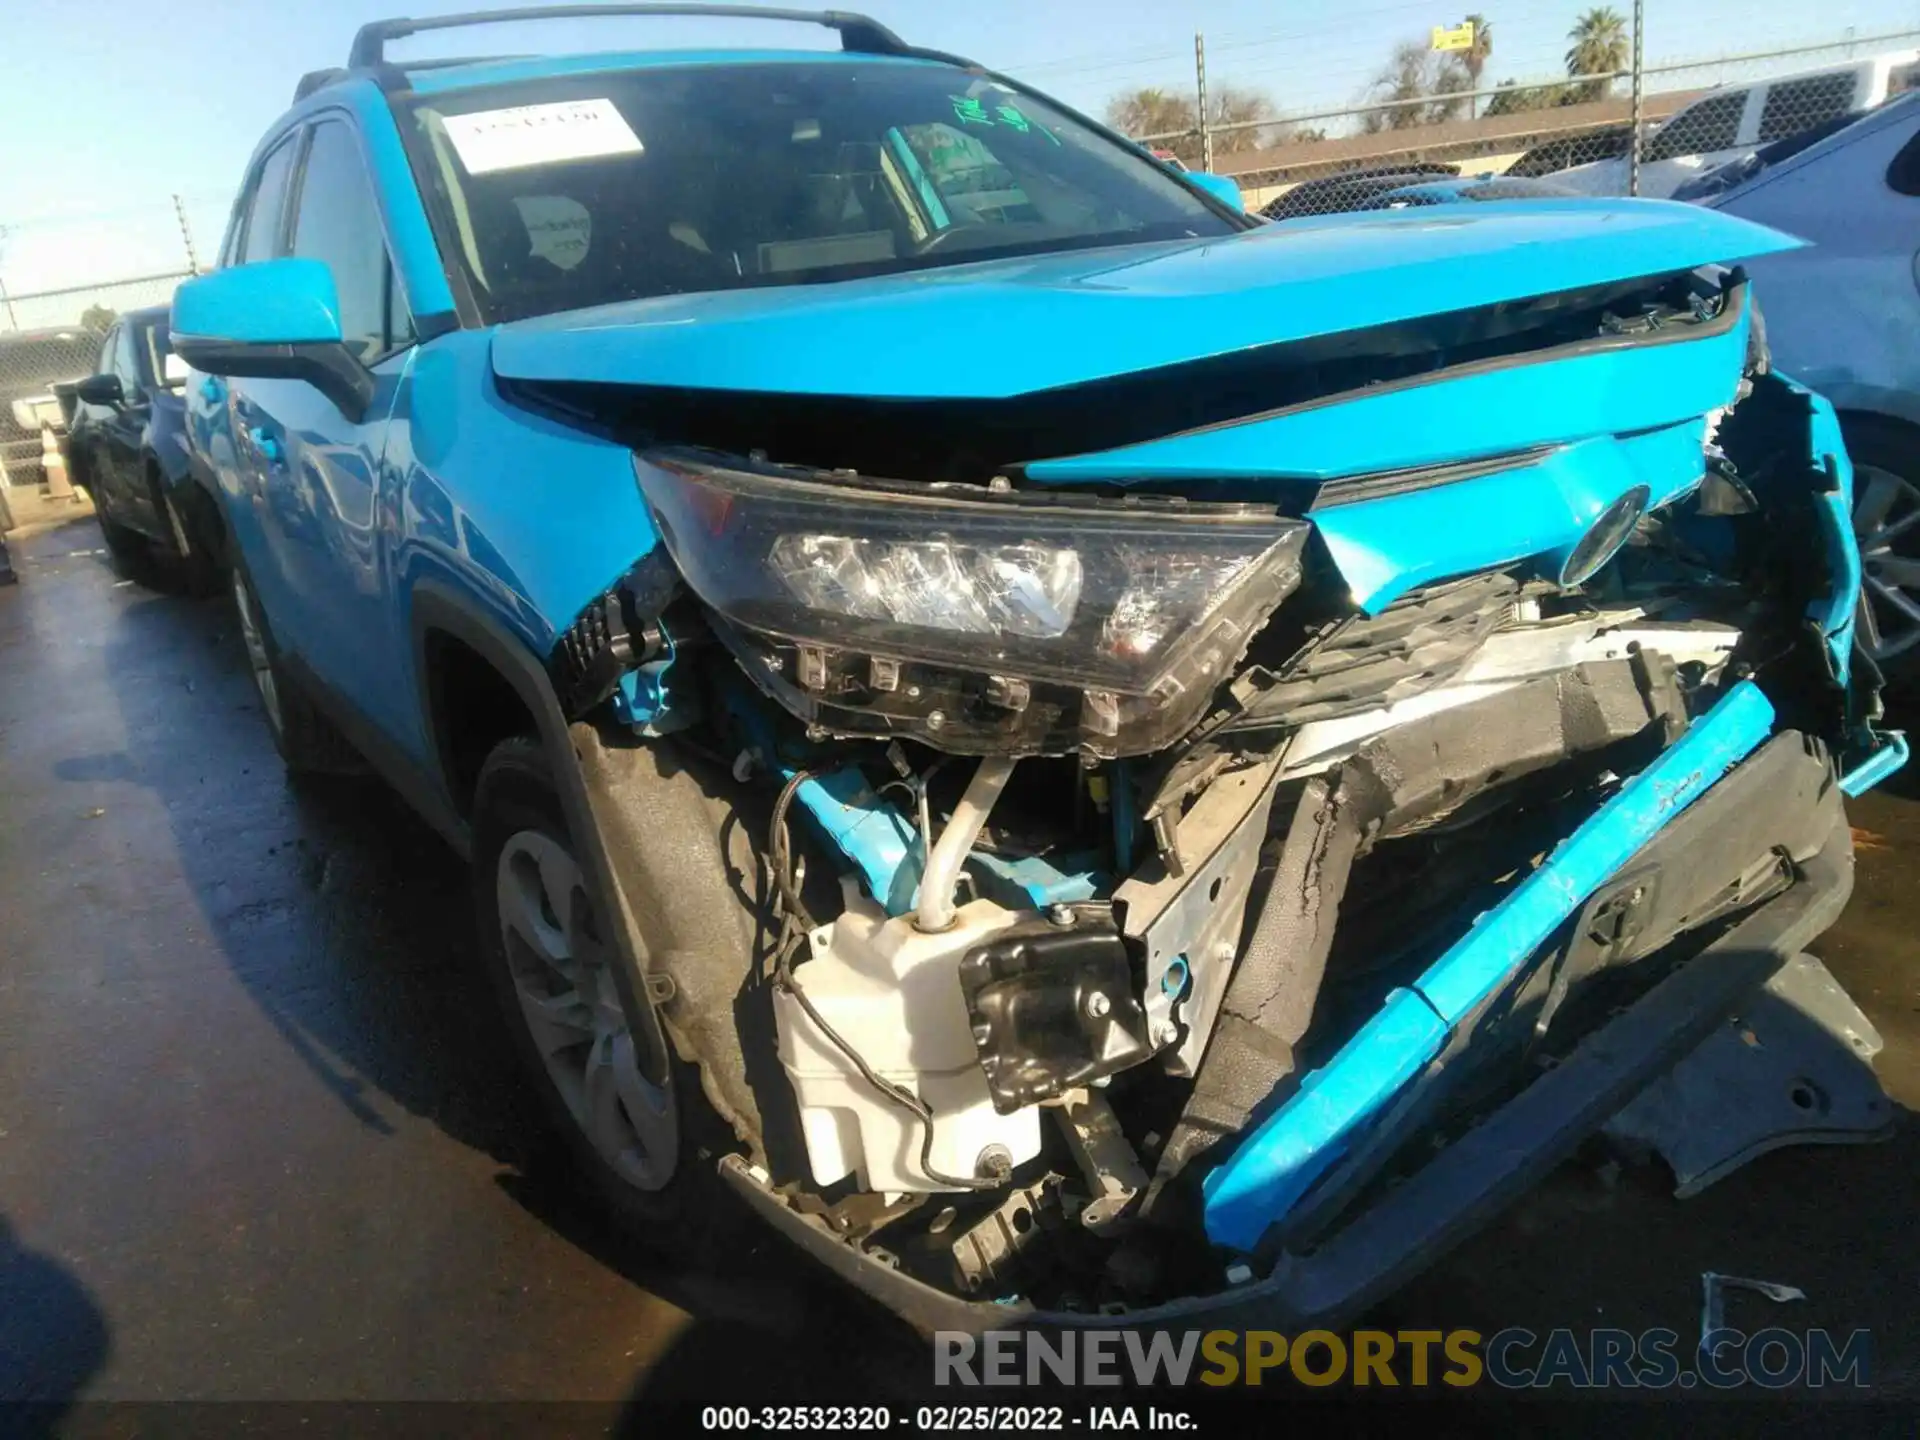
94,504 -> 147,573
472,736 -> 714,1238
1842,414 -> 1920,684
153,475 -> 223,597
228,562 -> 366,774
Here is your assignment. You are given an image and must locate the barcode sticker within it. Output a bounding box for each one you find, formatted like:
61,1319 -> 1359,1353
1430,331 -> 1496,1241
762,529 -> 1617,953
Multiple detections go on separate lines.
442,98 -> 643,175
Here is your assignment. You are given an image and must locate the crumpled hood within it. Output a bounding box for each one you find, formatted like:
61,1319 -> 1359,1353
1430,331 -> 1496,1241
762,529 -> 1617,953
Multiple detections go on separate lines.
490,199 -> 1798,400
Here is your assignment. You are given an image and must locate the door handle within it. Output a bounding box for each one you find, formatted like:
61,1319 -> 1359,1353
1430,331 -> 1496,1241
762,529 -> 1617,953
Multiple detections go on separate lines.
248,426 -> 283,464
199,376 -> 223,404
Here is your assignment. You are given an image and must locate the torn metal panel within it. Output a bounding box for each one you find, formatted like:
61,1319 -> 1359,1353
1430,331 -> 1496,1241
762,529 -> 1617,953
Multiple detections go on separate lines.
1114,755 -> 1285,1077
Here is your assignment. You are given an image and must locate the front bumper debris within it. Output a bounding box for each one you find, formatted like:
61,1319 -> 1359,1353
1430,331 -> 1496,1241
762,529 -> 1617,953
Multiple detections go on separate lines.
1202,680 -> 1776,1252
721,797 -> 1854,1335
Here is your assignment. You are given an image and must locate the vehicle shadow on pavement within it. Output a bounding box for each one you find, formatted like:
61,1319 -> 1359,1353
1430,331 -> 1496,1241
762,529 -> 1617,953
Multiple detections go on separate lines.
24,525 -> 906,1393
0,1212 -> 109,1425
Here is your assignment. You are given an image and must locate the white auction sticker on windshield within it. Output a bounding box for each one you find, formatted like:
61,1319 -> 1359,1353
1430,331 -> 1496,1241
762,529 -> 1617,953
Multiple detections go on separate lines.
442,98 -> 643,175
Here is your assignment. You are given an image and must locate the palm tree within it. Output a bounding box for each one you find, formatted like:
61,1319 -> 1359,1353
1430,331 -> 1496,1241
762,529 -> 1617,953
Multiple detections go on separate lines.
1462,14 -> 1494,116
1565,7 -> 1628,101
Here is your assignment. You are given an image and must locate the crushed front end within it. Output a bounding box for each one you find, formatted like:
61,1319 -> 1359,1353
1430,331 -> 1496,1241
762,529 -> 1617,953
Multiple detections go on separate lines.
546,246 -> 1904,1331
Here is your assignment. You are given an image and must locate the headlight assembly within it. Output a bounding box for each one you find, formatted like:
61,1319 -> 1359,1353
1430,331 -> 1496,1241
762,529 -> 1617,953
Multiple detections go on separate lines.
634,450 -> 1311,756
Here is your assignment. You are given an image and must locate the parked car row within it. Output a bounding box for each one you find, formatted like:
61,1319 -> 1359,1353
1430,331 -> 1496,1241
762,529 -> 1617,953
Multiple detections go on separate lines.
64,305 -> 225,593
1258,89 -> 1920,676
65,2 -> 1907,1343
1552,47 -> 1920,199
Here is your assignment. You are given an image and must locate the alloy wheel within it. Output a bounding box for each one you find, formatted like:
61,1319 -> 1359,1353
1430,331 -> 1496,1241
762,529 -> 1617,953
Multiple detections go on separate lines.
1853,464 -> 1920,667
495,828 -> 678,1191
231,570 -> 284,734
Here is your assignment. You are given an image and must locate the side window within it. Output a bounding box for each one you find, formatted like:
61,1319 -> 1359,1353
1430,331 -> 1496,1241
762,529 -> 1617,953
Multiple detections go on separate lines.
291,120 -> 410,363
1647,92 -> 1747,161
1888,127 -> 1920,197
239,135 -> 300,265
94,329 -> 117,377
1757,74 -> 1857,143
112,325 -> 142,389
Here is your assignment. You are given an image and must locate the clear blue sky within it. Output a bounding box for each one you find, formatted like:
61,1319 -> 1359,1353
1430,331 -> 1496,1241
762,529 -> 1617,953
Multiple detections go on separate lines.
2,0 -> 1914,292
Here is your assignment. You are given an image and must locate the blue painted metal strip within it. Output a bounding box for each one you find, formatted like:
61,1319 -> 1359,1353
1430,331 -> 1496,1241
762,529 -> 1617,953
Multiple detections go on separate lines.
1841,732 -> 1908,797
1308,423 -> 1713,612
1203,680 -> 1777,1252
968,849 -> 1103,910
1023,336 -> 1743,487
796,769 -> 924,918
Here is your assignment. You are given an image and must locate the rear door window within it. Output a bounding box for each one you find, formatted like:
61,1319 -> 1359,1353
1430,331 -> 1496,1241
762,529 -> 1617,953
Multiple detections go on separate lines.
1757,73 -> 1859,143
1647,91 -> 1747,161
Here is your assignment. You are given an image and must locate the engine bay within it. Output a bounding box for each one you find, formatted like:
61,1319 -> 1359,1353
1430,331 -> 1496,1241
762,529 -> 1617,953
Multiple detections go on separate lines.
547,266 -> 1897,1317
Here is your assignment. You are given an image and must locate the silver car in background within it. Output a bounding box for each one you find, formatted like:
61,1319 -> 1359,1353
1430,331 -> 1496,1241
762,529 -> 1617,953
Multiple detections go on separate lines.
1708,91 -> 1920,676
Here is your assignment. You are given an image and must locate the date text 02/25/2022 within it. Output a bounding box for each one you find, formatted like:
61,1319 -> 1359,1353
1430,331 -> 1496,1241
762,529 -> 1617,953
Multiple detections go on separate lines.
699,1405 -> 1195,1431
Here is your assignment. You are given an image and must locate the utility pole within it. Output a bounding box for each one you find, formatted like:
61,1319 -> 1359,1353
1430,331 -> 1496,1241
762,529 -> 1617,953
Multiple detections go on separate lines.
0,225 -> 17,331
1195,31 -> 1213,173
172,194 -> 201,274
1628,0 -> 1645,196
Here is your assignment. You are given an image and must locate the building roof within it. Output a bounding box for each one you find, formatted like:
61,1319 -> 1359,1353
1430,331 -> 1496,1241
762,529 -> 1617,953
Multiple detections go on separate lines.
1219,89 -> 1708,182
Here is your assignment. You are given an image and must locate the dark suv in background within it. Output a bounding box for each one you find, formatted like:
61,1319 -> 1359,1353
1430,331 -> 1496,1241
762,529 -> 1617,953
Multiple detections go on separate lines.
65,304 -> 224,592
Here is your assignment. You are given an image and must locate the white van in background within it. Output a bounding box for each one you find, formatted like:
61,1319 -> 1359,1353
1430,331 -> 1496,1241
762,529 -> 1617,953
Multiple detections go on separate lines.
1551,48 -> 1920,197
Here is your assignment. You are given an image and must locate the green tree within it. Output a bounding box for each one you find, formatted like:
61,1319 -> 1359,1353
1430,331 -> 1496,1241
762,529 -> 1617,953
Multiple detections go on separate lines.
1105,84 -> 1283,164
1360,40 -> 1471,133
78,303 -> 115,332
1565,7 -> 1629,102
1461,15 -> 1494,117
1208,86 -> 1281,155
1106,87 -> 1196,138
1483,77 -> 1577,116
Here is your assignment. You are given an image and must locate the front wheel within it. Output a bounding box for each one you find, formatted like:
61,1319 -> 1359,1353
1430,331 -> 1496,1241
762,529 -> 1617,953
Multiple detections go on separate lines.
1846,417 -> 1920,682
473,737 -> 702,1229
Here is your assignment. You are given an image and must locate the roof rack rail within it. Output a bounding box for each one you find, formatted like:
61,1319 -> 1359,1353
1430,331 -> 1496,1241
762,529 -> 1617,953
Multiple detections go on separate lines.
347,5 -> 910,69
294,67 -> 350,101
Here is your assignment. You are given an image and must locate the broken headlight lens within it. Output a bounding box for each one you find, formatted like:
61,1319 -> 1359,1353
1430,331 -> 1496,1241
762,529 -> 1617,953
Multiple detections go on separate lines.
635,450 -> 1311,756
768,535 -> 1085,639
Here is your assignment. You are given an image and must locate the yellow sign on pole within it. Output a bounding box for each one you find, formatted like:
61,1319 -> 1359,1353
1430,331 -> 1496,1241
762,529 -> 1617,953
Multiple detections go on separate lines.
1431,20 -> 1476,52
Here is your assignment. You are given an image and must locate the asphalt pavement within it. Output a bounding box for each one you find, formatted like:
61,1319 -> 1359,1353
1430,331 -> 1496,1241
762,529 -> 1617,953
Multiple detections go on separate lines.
1,517 -> 1916,1420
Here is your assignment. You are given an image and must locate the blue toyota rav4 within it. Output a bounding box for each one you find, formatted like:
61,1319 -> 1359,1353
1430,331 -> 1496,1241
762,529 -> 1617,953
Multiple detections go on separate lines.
176,4 -> 1905,1334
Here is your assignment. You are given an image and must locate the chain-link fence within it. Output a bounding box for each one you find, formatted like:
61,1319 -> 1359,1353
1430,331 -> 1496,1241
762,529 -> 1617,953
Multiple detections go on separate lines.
0,193 -> 212,499
1105,21 -> 1920,221
0,277 -> 193,497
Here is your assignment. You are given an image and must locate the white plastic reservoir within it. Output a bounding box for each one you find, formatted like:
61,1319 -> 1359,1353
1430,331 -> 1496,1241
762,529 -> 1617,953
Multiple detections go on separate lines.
775,884 -> 1044,1194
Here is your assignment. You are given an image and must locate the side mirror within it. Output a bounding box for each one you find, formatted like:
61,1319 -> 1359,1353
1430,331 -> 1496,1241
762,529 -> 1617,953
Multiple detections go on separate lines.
171,258 -> 372,421
1188,171 -> 1246,213
74,373 -> 124,406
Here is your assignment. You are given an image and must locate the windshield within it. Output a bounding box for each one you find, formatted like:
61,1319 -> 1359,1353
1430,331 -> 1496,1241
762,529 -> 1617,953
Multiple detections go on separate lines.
401,60 -> 1239,323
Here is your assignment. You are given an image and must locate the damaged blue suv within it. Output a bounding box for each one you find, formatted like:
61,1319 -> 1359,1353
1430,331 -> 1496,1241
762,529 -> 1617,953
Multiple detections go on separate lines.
175,4 -> 1905,1335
